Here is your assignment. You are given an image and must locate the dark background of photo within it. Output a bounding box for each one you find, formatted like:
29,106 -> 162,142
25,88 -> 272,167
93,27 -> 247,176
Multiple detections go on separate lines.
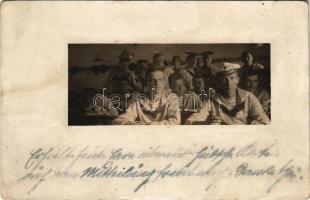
68,44 -> 270,125
69,44 -> 270,93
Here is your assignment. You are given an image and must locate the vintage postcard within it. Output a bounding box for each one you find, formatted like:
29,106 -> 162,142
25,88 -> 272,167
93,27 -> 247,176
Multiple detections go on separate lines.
0,1 -> 309,200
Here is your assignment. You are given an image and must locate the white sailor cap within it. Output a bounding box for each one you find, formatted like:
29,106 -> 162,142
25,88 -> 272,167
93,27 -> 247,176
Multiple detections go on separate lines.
211,62 -> 241,76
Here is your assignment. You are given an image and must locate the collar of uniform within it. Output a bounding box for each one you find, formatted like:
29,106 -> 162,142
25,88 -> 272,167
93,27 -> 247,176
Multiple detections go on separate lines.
235,87 -> 249,104
211,87 -> 248,116
140,91 -> 170,112
212,87 -> 248,104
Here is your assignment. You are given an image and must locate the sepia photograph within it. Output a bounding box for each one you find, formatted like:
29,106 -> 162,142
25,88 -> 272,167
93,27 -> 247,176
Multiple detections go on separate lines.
69,44 -> 271,125
1,1 -> 309,199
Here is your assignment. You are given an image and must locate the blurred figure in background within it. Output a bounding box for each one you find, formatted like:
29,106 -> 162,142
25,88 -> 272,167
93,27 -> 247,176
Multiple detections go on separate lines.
243,70 -> 270,118
192,75 -> 206,95
172,56 -> 184,72
136,59 -> 149,83
197,54 -> 204,68
169,74 -> 201,124
195,51 -> 213,79
239,50 -> 270,92
170,52 -> 199,90
152,53 -> 165,67
128,62 -> 143,92
240,51 -> 264,71
202,51 -> 215,87
184,52 -> 199,77
193,51 -> 215,90
152,53 -> 174,79
107,48 -> 137,94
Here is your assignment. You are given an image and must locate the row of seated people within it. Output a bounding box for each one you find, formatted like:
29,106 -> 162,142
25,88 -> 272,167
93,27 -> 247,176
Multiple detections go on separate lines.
76,65 -> 269,125
70,49 -> 270,125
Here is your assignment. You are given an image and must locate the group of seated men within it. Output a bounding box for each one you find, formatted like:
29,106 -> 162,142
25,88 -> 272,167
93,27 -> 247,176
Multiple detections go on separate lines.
87,48 -> 271,125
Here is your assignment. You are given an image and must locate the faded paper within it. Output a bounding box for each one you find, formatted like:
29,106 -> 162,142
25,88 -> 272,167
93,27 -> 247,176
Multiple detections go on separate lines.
0,1 -> 309,200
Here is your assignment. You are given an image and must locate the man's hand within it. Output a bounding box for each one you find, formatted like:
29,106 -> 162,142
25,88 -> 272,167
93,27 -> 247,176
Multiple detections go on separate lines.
210,114 -> 222,125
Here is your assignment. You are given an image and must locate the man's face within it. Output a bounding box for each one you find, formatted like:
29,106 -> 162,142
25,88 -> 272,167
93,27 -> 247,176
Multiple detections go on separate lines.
140,61 -> 148,69
242,53 -> 254,66
188,56 -> 198,68
173,58 -> 181,68
138,68 -> 147,81
197,56 -> 204,68
204,54 -> 212,67
218,73 -> 239,94
137,62 -> 148,80
244,75 -> 259,92
193,78 -> 205,93
146,71 -> 166,95
153,55 -> 164,66
171,79 -> 186,97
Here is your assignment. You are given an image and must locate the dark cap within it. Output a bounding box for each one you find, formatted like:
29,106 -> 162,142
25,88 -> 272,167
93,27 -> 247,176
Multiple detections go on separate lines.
119,48 -> 134,60
202,51 -> 214,57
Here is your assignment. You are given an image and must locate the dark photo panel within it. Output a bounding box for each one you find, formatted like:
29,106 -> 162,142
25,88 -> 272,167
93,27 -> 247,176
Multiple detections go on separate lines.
68,44 -> 270,125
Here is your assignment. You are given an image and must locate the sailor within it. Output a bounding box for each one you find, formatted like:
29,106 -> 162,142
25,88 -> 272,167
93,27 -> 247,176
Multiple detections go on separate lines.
135,59 -> 149,83
185,62 -> 270,125
194,51 -> 213,78
240,51 -> 265,71
243,69 -> 271,118
192,74 -> 207,95
171,56 -> 184,71
113,67 -> 181,125
170,52 -> 199,90
107,48 -> 140,93
152,53 -> 174,79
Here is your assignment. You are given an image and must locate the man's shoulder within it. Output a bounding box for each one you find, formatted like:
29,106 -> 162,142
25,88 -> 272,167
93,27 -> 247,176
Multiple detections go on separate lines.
237,87 -> 251,94
237,88 -> 256,100
256,89 -> 270,100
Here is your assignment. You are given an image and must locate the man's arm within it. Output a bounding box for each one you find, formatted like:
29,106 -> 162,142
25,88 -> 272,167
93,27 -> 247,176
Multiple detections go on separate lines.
184,103 -> 210,125
259,90 -> 271,115
248,94 -> 271,125
113,101 -> 138,125
151,94 -> 181,125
